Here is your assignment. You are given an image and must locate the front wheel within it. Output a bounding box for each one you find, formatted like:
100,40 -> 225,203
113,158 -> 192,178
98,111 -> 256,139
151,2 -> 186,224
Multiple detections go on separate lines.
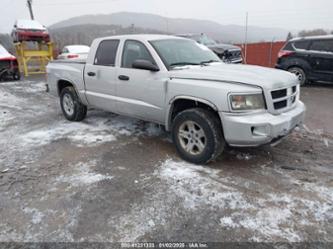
60,87 -> 87,121
172,108 -> 225,165
12,70 -> 20,81
288,67 -> 307,86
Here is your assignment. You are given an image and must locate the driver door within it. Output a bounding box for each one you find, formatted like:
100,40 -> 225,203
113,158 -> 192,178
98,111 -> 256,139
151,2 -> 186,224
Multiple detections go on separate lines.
116,40 -> 165,123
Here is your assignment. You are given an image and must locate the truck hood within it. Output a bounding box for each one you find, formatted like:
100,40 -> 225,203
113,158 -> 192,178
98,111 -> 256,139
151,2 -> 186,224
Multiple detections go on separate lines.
169,63 -> 298,90
207,44 -> 241,54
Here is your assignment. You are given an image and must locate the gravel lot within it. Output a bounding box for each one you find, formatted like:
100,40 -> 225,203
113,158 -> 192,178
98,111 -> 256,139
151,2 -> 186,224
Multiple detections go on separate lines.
0,77 -> 332,243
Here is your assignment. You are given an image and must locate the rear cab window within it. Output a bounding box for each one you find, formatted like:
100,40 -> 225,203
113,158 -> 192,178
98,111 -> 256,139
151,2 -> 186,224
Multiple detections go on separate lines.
94,40 -> 120,66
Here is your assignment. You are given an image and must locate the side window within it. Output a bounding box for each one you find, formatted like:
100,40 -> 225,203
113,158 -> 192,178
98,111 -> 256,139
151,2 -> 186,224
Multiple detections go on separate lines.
310,40 -> 333,53
122,40 -> 155,68
293,41 -> 310,50
94,40 -> 120,66
62,48 -> 69,54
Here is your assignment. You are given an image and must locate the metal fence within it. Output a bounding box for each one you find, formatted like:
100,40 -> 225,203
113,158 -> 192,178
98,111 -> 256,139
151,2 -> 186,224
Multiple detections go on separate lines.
237,41 -> 286,68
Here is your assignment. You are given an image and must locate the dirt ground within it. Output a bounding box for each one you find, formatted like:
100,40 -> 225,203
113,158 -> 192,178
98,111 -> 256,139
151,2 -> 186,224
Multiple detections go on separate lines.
0,77 -> 332,243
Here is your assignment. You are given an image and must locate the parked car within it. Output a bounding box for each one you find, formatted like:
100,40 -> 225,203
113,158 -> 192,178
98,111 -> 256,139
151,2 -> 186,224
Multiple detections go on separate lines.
12,19 -> 50,43
57,45 -> 90,60
176,33 -> 243,64
0,44 -> 20,81
47,35 -> 305,165
276,35 -> 333,85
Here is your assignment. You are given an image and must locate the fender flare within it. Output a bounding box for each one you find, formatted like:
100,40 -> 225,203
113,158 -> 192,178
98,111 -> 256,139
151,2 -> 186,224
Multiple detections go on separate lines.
165,95 -> 219,131
57,78 -> 89,105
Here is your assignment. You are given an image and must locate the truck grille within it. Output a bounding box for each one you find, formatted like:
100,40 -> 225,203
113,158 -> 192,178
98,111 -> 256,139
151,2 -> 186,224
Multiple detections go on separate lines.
271,86 -> 298,111
222,50 -> 243,63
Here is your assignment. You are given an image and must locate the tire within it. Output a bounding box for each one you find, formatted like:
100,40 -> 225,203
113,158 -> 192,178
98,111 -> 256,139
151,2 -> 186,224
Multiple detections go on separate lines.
288,67 -> 307,86
60,86 -> 87,122
13,70 -> 20,81
172,108 -> 225,165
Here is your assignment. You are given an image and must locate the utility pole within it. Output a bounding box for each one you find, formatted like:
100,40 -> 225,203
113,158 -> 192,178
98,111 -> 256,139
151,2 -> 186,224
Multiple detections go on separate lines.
244,12 -> 248,64
27,0 -> 34,20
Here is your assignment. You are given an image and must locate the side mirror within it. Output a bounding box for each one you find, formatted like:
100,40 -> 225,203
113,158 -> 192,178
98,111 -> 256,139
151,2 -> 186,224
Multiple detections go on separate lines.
132,59 -> 159,72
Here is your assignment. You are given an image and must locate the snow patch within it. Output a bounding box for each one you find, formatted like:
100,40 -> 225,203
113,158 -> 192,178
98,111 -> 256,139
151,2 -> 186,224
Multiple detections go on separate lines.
23,207 -> 45,224
220,217 -> 238,229
56,161 -> 113,187
158,159 -> 333,242
20,120 -> 116,147
0,110 -> 15,128
20,114 -> 163,147
9,81 -> 47,93
239,208 -> 300,241
0,89 -> 23,110
159,159 -> 252,210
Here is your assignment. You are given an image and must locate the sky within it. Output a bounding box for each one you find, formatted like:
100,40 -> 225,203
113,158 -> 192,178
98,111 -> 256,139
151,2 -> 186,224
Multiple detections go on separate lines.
0,0 -> 332,33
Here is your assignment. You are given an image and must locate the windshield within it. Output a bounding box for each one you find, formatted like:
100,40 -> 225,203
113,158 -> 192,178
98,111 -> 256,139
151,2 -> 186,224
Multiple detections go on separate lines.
0,45 -> 12,58
150,39 -> 220,70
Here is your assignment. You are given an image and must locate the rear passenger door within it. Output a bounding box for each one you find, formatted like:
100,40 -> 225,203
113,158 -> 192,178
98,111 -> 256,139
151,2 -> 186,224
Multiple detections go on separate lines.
308,39 -> 333,82
84,39 -> 120,112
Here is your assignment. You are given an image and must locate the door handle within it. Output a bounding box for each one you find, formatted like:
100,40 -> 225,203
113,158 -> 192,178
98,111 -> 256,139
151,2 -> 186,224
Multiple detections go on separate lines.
118,75 -> 130,81
87,72 -> 96,77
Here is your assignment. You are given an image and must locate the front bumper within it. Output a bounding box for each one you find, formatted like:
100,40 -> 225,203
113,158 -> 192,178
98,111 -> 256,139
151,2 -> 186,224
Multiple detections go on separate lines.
220,101 -> 306,147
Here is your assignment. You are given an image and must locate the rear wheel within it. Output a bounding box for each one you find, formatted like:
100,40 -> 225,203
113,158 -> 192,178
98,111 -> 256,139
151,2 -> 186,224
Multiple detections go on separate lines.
172,108 -> 225,165
288,67 -> 307,86
60,87 -> 87,121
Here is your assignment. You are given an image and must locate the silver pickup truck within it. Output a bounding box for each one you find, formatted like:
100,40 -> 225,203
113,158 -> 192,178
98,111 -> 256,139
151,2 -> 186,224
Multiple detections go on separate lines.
47,35 -> 305,164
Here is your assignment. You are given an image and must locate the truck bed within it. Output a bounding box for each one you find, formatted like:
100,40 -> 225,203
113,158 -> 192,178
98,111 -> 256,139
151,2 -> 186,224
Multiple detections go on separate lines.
47,59 -> 87,100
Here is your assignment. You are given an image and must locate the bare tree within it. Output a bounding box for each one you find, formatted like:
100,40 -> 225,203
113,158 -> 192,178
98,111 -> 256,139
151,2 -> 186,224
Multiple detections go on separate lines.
286,32 -> 293,41
298,29 -> 328,37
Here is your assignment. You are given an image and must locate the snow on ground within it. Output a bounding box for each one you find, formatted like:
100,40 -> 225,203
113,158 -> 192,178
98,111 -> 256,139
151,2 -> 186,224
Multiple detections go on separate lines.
0,110 -> 15,129
7,81 -> 47,93
56,160 -> 113,187
19,114 -> 162,148
159,159 -> 251,210
1,79 -> 332,242
0,87 -> 24,110
20,120 -> 117,147
158,159 -> 333,242
0,158 -> 111,242
0,81 -> 161,148
23,207 -> 45,225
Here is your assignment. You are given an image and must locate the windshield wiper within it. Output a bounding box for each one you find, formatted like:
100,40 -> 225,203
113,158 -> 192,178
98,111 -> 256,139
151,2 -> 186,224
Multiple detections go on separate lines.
200,59 -> 220,65
169,62 -> 200,68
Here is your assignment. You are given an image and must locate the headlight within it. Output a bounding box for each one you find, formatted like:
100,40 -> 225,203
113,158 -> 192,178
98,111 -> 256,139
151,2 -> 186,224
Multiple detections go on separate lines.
229,93 -> 265,111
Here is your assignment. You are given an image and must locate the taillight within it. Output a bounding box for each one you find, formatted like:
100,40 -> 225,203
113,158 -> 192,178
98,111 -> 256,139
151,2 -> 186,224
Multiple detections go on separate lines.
278,50 -> 294,58
67,54 -> 79,59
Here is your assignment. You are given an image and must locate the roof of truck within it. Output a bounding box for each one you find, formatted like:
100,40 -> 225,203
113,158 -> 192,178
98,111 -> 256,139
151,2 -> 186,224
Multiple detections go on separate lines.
97,34 -> 186,42
15,19 -> 46,30
290,35 -> 333,42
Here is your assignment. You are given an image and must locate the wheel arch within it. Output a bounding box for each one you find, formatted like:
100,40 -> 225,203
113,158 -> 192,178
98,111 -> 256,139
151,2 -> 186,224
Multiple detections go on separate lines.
57,79 -> 87,105
165,96 -> 221,131
57,79 -> 75,96
285,58 -> 311,72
